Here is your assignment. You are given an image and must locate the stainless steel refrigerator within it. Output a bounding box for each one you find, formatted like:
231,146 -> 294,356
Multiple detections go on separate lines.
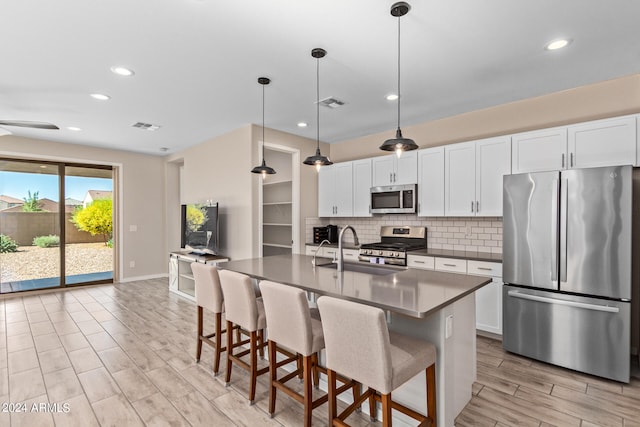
502,165 -> 632,382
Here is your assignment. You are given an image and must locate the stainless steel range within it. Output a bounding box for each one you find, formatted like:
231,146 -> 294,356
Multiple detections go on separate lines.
359,226 -> 427,266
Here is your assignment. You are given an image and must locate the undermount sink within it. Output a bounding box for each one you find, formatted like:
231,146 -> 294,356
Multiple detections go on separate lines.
317,262 -> 403,276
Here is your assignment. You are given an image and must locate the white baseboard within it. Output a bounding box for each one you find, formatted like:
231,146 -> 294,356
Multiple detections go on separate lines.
118,273 -> 168,283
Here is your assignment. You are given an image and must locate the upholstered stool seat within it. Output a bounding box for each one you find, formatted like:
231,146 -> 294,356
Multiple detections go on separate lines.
259,281 -> 360,427
191,263 -> 228,376
219,269 -> 269,404
317,296 -> 437,427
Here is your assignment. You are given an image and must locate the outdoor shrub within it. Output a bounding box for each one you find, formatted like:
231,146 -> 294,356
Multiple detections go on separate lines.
33,234 -> 60,248
0,234 -> 18,253
71,198 -> 113,245
106,238 -> 113,248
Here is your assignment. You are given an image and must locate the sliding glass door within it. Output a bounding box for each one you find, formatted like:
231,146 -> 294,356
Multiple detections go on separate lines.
0,158 -> 113,293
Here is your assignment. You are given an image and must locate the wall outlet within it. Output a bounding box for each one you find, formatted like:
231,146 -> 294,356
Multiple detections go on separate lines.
445,315 -> 453,339
129,261 -> 135,268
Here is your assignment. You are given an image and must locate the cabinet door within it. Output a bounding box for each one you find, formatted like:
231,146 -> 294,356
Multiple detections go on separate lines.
476,136 -> 511,216
169,256 -> 178,290
334,162 -> 353,217
352,159 -> 372,217
475,277 -> 503,335
568,116 -> 637,168
511,127 -> 567,173
417,147 -> 444,216
395,150 -> 418,185
318,165 -> 335,217
372,155 -> 395,186
444,141 -> 476,216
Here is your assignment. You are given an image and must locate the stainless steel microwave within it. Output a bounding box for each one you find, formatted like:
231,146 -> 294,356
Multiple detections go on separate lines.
370,184 -> 416,214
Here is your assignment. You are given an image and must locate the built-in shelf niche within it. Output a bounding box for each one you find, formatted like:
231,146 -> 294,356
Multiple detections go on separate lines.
261,146 -> 294,256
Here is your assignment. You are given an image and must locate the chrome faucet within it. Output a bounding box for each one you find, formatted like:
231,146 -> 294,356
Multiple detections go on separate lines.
337,225 -> 360,272
311,239 -> 331,267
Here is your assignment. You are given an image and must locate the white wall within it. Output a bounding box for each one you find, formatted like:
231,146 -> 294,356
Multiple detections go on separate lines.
0,135 -> 167,281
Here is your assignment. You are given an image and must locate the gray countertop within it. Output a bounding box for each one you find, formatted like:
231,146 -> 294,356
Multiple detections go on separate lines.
305,243 -> 502,263
218,254 -> 491,319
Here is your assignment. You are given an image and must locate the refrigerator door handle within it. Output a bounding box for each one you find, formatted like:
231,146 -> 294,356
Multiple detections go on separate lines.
507,290 -> 620,313
550,178 -> 559,283
559,178 -> 568,283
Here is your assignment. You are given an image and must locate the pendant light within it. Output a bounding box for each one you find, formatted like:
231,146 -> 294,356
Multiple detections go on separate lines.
251,77 -> 276,179
380,1 -> 418,157
303,48 -> 333,172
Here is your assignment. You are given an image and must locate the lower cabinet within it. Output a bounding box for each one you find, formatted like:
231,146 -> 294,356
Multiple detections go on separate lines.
168,252 -> 229,301
305,245 -> 358,261
468,260 -> 503,336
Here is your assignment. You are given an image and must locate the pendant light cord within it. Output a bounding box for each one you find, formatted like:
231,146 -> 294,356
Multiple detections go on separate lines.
316,56 -> 320,150
262,82 -> 265,161
396,13 -> 401,131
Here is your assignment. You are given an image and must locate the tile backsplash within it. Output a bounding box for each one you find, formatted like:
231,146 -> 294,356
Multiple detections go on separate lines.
306,215 -> 502,253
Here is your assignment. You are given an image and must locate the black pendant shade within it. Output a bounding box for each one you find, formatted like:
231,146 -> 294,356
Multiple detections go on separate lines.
303,48 -> 333,170
380,2 -> 418,156
251,77 -> 276,177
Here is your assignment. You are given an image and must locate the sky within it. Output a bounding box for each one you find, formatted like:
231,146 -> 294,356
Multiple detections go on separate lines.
0,172 -> 112,202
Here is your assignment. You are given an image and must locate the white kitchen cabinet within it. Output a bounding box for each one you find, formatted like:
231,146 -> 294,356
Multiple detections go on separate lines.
468,260 -> 503,336
475,137 -> 511,216
407,254 -> 435,269
168,252 -> 229,301
434,257 -> 467,273
568,115 -> 637,168
352,159 -> 373,217
444,141 -> 476,216
445,137 -> 510,217
372,151 -> 418,186
511,127 -> 567,173
305,245 -> 358,262
417,147 -> 444,216
318,162 -> 353,217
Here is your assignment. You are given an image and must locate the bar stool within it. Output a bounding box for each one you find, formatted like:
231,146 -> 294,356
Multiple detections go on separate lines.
317,296 -> 437,427
191,262 -> 226,376
259,281 -> 360,427
219,269 -> 269,404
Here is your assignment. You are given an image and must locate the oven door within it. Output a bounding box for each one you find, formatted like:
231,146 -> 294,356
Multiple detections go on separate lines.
370,184 -> 416,214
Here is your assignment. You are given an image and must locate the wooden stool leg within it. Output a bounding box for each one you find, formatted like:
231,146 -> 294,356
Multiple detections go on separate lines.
427,364 -> 437,427
303,355 -> 313,427
249,331 -> 258,404
368,387 -> 377,421
213,312 -> 222,375
225,320 -> 233,386
381,393 -> 392,427
327,369 -> 338,425
353,381 -> 362,414
196,306 -> 203,362
312,352 -> 320,389
258,329 -> 265,358
296,353 -> 303,380
268,340 -> 277,417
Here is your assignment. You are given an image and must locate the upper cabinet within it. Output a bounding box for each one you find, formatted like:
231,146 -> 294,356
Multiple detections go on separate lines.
568,116 -> 636,169
352,159 -> 373,217
511,127 -> 567,173
512,115 -> 637,173
417,147 -> 444,216
318,162 -> 353,217
372,151 -> 418,186
444,136 -> 511,217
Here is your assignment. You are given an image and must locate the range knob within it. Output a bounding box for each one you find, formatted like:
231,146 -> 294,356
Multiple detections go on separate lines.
378,251 -> 384,256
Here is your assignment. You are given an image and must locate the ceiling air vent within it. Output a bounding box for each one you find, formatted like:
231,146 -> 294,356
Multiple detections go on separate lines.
131,122 -> 161,131
317,96 -> 345,109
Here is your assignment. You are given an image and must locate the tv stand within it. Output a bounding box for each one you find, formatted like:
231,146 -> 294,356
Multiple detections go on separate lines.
169,251 -> 229,301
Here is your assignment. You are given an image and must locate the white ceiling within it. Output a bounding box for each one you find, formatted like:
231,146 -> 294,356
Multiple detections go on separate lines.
1,0 -> 639,155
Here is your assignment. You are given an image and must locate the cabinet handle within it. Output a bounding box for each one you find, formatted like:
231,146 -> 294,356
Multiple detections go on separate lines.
393,172 -> 397,182
443,263 -> 457,267
476,201 -> 479,212
570,152 -> 574,168
390,172 -> 393,183
562,153 -> 565,168
471,201 -> 474,213
369,205 -> 371,214
414,260 -> 425,264
477,267 -> 493,271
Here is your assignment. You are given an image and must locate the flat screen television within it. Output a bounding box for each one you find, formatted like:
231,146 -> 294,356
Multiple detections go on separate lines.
181,203 -> 219,255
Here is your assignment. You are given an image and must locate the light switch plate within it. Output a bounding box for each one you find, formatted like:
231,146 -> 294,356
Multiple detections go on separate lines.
445,315 -> 453,339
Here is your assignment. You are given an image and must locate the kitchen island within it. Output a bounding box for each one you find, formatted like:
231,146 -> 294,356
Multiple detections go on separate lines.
218,254 -> 491,427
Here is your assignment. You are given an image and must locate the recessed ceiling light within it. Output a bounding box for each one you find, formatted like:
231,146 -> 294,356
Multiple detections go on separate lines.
67,126 -> 82,131
545,39 -> 571,51
386,94 -> 399,101
110,66 -> 135,77
90,93 -> 111,101
297,122 -> 308,127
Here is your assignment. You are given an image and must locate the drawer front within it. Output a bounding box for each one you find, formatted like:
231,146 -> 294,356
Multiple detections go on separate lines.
342,249 -> 359,261
407,255 -> 435,270
305,246 -> 317,256
323,248 -> 338,259
434,257 -> 467,273
467,260 -> 502,277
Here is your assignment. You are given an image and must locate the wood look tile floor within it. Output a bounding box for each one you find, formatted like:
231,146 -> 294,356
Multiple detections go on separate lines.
0,279 -> 637,427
